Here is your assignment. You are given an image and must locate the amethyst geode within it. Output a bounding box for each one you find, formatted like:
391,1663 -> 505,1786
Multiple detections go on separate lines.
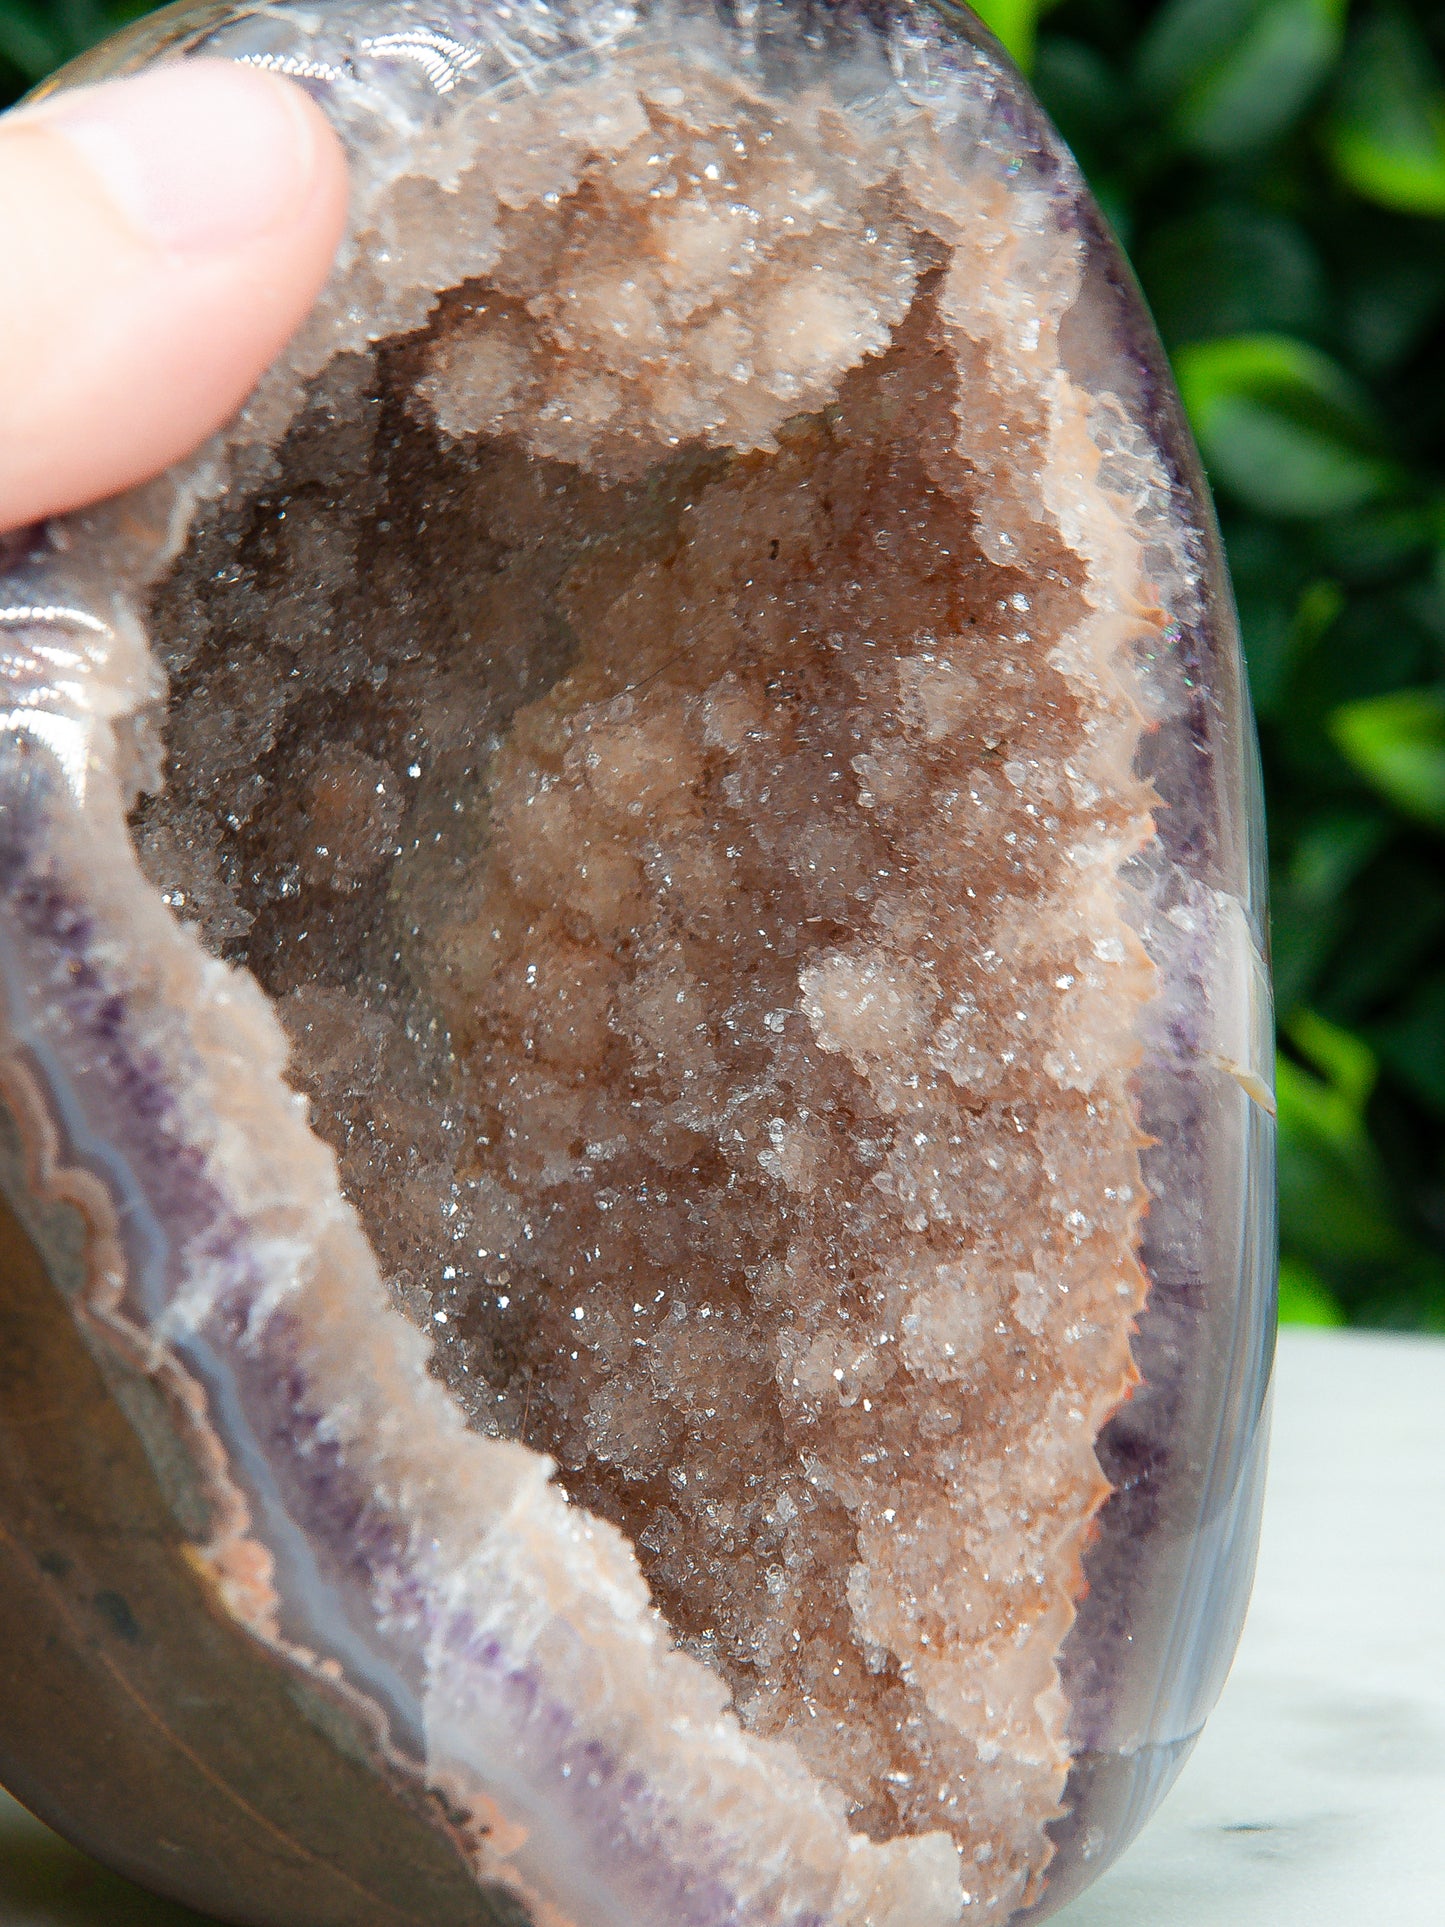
0,4 -> 1275,1923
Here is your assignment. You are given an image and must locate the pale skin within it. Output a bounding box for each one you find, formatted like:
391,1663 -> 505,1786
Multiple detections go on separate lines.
0,60 -> 349,533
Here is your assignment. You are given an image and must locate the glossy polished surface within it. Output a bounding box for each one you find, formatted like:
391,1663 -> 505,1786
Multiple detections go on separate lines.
0,6 -> 1274,1924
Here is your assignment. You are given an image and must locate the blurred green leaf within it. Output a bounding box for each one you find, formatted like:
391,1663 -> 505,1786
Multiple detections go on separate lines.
1403,544 -> 1445,645
1276,1013 -> 1407,1267
1340,243 -> 1445,377
1141,205 -> 1327,349
1372,973 -> 1445,1114
1226,519 -> 1310,714
1290,1007 -> 1378,1114
0,1 -> 62,78
1035,33 -> 1126,139
1281,575 -> 1343,696
1278,1007 -> 1445,1322
970,0 -> 1052,71
1306,503 -> 1438,584
1328,10 -> 1445,215
1331,686 -> 1445,830
1136,0 -> 1346,156
1277,1257 -> 1347,1324
1288,807 -> 1391,903
0,0 -> 152,87
1322,844 -> 1445,1015
1271,808 -> 1391,1012
1177,334 -> 1403,518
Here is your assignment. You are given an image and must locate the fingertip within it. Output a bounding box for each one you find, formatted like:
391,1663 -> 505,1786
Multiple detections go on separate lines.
0,62 -> 350,533
30,59 -> 349,258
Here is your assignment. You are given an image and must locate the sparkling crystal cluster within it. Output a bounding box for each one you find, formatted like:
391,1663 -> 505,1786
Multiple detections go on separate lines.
0,7 -> 1274,1926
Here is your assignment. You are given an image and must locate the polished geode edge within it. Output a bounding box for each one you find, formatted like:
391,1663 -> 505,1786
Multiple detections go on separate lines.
0,1115 -> 523,1927
1022,160 -> 1274,1912
0,4 -> 1275,1923
0,759 -> 962,1924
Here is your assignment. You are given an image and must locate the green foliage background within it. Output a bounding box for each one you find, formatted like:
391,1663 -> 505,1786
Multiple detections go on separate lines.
5,0 -> 1445,1332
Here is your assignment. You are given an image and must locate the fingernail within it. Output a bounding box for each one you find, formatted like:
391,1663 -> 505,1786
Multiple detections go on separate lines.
27,61 -> 326,254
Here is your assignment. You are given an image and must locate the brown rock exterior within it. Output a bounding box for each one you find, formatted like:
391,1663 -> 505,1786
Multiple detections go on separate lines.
0,1115 -> 500,1927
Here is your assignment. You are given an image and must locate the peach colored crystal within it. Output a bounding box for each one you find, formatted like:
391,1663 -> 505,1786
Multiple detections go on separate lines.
131,46 -> 1164,1921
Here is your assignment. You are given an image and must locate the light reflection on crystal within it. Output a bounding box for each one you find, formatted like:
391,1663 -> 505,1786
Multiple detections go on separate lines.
0,6 -> 1273,1926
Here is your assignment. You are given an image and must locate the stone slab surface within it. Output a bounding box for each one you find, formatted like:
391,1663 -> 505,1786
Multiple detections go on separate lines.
2,1326 -> 1442,1925
1055,1326 -> 1445,1925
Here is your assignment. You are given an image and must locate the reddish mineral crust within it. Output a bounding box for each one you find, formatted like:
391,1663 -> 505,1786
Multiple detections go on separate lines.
0,7 -> 1272,1927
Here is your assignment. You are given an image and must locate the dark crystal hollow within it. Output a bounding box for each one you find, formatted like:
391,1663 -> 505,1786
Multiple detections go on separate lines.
0,5 -> 1275,1925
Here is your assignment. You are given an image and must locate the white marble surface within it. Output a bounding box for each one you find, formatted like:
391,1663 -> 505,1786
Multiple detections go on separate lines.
1055,1326 -> 1445,1925
2,1327 -> 1443,1925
